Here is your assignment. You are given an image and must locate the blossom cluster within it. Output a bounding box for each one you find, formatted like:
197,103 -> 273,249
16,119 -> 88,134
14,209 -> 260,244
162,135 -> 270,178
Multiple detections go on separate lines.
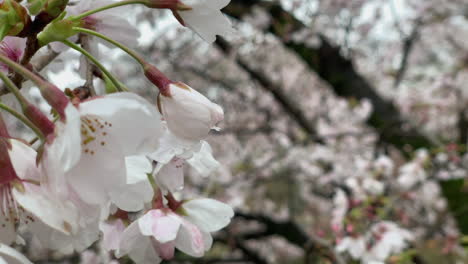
0,0 -> 234,263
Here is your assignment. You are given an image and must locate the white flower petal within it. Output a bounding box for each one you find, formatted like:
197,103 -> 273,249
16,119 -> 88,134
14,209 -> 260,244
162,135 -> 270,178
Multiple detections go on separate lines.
187,141 -> 219,176
182,198 -> 234,232
0,243 -> 33,264
79,93 -> 163,155
110,156 -> 153,211
154,158 -> 185,193
53,103 -> 82,172
179,0 -> 233,43
174,220 -> 205,257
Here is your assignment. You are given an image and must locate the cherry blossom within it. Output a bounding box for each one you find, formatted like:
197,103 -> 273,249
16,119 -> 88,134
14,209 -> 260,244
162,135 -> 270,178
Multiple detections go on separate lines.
0,37 -> 25,73
2,0 -> 466,262
337,222 -> 413,263
117,198 -> 233,262
159,82 -> 224,142
42,92 -> 163,209
0,137 -> 80,244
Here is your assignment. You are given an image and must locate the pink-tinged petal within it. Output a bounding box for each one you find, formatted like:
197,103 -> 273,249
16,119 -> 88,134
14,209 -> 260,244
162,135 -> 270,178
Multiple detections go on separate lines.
160,83 -> 224,142
154,157 -> 185,193
7,140 -> 39,181
182,198 -> 234,232
0,37 -> 26,72
110,156 -> 153,212
0,243 -> 33,264
152,239 -> 175,260
100,219 -> 125,251
187,141 -> 220,176
202,231 -> 213,250
79,92 -> 163,155
174,219 -> 205,257
118,221 -> 163,264
138,210 -> 181,243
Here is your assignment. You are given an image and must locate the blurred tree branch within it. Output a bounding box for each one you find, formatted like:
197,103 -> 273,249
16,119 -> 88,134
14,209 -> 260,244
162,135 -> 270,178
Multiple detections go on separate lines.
224,0 -> 438,151
234,211 -> 346,264
216,37 -> 324,144
394,19 -> 422,87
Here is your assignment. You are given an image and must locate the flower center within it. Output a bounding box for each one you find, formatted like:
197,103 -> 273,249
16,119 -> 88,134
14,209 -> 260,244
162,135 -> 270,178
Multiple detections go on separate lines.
80,116 -> 113,156
0,41 -> 22,72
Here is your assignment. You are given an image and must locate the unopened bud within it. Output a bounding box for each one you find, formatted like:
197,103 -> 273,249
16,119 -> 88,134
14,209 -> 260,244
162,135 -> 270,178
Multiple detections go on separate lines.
158,82 -> 224,141
23,103 -> 55,138
0,0 -> 31,40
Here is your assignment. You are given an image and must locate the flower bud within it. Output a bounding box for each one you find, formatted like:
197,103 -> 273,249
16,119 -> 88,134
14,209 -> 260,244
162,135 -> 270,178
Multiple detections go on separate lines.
27,0 -> 47,15
23,103 -> 55,138
0,0 -> 31,40
28,0 -> 69,21
43,0 -> 68,18
158,82 -> 224,141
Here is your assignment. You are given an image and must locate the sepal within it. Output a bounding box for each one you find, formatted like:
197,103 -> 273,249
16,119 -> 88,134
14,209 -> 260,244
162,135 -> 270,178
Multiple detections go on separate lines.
37,12 -> 81,46
0,0 -> 31,40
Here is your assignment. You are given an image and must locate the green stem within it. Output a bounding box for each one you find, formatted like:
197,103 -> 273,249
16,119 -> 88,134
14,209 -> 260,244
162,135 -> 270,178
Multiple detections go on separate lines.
69,0 -> 148,21
62,39 -> 127,92
73,27 -> 146,66
0,54 -> 49,93
0,103 -> 45,142
0,70 -> 28,109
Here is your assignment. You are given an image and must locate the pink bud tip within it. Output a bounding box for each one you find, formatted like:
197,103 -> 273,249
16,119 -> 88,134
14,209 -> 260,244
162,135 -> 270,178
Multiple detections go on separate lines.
144,64 -> 172,96
23,103 -> 55,138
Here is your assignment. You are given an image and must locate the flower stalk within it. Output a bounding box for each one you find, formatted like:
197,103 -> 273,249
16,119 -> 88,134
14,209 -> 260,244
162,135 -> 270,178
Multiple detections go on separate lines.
71,27 -> 172,96
68,0 -> 191,21
61,39 -> 127,92
0,53 -> 69,120
0,102 -> 46,142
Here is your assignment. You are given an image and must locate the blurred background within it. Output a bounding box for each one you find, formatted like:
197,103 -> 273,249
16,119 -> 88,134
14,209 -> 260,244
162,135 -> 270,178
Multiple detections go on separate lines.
13,0 -> 468,263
